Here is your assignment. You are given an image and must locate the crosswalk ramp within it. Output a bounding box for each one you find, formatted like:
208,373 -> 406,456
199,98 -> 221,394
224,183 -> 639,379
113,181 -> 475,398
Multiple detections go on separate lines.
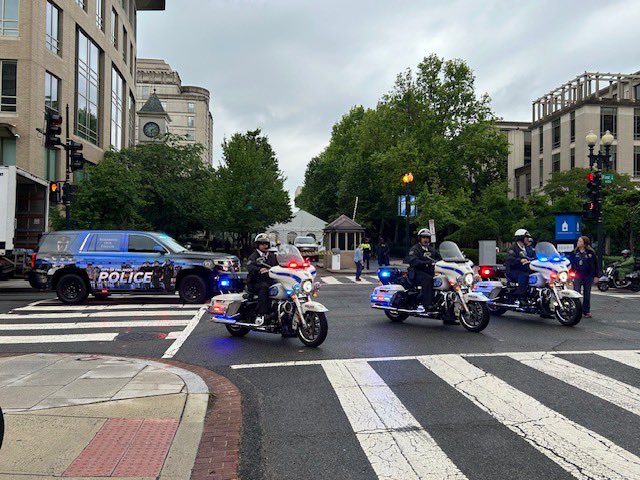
232,350 -> 640,480
0,298 -> 204,354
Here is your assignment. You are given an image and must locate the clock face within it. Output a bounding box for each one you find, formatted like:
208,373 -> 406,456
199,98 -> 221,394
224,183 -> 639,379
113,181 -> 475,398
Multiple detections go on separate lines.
143,122 -> 160,138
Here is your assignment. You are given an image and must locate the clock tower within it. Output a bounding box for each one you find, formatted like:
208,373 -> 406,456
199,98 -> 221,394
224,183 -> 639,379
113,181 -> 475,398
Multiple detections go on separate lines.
137,90 -> 171,143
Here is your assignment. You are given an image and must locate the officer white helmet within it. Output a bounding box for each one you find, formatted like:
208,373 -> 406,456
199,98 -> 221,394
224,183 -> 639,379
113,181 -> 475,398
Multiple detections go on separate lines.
254,233 -> 270,245
514,229 -> 531,241
417,228 -> 432,237
622,249 -> 631,257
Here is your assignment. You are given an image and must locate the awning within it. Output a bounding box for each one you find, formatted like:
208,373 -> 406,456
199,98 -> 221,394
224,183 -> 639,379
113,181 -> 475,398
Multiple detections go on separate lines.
0,123 -> 18,138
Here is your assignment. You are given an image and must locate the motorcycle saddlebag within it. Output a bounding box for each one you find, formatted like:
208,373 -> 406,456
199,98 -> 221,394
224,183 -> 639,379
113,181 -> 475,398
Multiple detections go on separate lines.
370,284 -> 405,307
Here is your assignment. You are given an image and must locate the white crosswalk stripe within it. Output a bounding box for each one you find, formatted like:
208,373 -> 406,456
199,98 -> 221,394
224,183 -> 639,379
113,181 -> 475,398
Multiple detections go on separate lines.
319,275 -> 378,285
0,300 -> 203,351
233,350 -> 640,480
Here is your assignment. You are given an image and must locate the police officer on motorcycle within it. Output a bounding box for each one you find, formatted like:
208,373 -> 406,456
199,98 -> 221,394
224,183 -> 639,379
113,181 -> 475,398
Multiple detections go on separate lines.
408,228 -> 442,312
247,233 -> 278,325
505,229 -> 536,304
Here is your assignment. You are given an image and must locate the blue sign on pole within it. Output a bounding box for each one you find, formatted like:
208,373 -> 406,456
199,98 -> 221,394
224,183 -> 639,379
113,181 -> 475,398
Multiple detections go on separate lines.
398,196 -> 416,217
555,213 -> 582,241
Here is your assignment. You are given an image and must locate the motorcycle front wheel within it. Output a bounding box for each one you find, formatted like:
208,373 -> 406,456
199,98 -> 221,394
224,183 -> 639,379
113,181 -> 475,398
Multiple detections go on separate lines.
297,312 -> 328,347
597,281 -> 610,292
458,301 -> 490,333
554,298 -> 582,326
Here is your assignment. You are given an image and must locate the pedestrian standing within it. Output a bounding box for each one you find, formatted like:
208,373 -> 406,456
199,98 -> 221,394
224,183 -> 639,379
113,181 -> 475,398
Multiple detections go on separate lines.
361,238 -> 372,270
376,237 -> 390,266
570,235 -> 597,318
354,245 -> 364,281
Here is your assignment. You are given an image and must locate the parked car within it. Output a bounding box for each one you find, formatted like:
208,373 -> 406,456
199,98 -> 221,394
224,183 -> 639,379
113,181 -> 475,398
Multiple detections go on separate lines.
293,236 -> 320,262
30,230 -> 240,304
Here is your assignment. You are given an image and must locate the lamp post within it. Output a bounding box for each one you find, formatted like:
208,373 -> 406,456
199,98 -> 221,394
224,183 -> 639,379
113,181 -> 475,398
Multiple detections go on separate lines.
585,129 -> 614,274
401,172 -> 414,254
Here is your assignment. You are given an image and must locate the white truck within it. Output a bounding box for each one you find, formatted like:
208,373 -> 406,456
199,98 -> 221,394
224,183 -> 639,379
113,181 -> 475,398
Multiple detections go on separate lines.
0,166 -> 49,279
293,236 -> 321,262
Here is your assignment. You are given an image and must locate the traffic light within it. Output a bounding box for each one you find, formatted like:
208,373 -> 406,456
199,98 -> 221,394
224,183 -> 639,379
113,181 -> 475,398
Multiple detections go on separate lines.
62,183 -> 78,203
49,182 -> 62,203
583,201 -> 597,219
44,111 -> 63,149
68,140 -> 85,171
584,172 -> 600,219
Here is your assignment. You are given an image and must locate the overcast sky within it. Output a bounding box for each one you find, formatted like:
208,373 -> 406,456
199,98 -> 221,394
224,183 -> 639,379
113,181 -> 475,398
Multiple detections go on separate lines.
137,0 -> 640,195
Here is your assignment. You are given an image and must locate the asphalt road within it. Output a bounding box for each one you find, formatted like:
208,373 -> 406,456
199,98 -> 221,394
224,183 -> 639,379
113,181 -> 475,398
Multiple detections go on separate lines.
1,278 -> 640,479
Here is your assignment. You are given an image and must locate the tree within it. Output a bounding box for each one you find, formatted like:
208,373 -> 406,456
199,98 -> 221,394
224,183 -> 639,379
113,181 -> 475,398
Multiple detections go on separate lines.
216,129 -> 291,239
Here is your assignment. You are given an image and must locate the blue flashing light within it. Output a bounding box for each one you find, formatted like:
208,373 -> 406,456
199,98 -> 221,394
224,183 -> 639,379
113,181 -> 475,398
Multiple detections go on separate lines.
286,289 -> 293,296
220,279 -> 231,287
538,256 -> 549,262
380,271 -> 391,278
552,256 -> 561,262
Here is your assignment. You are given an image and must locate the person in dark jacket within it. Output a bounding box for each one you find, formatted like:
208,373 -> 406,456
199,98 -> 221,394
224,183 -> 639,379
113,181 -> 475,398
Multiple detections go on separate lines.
505,228 -> 536,303
407,228 -> 442,312
376,237 -> 390,266
246,233 -> 278,325
570,236 -> 597,318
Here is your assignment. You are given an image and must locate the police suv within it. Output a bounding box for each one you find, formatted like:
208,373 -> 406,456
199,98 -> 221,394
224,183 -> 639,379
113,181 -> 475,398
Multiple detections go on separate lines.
30,230 -> 240,305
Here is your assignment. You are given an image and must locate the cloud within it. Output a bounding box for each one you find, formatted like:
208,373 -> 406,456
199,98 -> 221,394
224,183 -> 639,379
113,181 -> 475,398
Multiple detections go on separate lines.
137,0 -> 640,194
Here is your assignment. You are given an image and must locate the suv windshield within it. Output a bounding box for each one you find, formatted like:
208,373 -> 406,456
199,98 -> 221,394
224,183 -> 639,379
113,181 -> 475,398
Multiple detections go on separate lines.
156,233 -> 188,253
295,237 -> 315,245
37,233 -> 79,254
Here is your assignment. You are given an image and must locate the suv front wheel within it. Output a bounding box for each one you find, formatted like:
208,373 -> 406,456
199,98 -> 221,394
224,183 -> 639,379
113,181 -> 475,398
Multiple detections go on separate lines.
179,274 -> 209,304
56,273 -> 89,305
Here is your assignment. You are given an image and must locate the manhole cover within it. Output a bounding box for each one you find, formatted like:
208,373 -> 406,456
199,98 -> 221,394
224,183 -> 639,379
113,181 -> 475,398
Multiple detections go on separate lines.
116,332 -> 167,341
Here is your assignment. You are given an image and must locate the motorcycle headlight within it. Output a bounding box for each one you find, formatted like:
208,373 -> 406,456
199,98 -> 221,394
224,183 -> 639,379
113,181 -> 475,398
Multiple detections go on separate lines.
302,280 -> 313,293
558,271 -> 568,283
463,273 -> 474,286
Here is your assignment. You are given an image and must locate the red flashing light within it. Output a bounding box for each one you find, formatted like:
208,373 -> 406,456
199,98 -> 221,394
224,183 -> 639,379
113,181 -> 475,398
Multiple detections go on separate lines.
481,268 -> 492,277
550,272 -> 558,281
569,271 -> 576,279
212,304 -> 225,314
31,252 -> 37,268
101,288 -> 108,293
586,173 -> 595,182
302,260 -> 310,268
288,261 -> 299,269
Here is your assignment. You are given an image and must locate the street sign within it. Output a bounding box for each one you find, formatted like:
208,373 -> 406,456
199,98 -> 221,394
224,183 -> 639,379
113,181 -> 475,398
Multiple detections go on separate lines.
397,195 -> 416,217
602,173 -> 615,184
555,213 -> 582,241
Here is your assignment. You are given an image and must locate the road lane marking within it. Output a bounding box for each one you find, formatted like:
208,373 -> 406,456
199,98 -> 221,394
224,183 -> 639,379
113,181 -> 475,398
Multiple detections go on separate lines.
0,333 -> 118,344
0,310 -> 198,320
12,303 -> 201,312
418,354 -> 640,480
162,307 -> 206,359
345,276 -> 372,284
323,361 -> 467,480
596,350 -> 640,369
230,350 -> 640,369
0,320 -> 190,331
320,276 -> 343,285
592,291 -> 640,299
509,352 -> 640,416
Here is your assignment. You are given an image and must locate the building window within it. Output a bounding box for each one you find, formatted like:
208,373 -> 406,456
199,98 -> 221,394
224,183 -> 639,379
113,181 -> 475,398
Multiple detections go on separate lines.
129,44 -> 134,75
76,0 -> 85,10
187,102 -> 195,113
538,126 -> 543,154
45,71 -> 60,112
122,28 -> 127,63
570,111 -> 575,143
552,118 -> 560,148
0,59 -> 17,112
570,147 -> 575,169
515,177 -> 520,198
634,146 -> 640,177
45,2 -> 61,54
525,174 -> 531,195
608,145 -> 617,171
185,130 -> 195,141
76,30 -> 100,144
187,116 -> 195,128
96,0 -> 103,30
128,92 -> 135,147
140,85 -> 150,98
523,144 -> 531,165
111,8 -> 118,48
45,149 -> 58,181
0,137 -> 16,165
0,0 -> 18,36
600,107 -> 617,137
552,153 -> 560,172
635,108 -> 640,140
110,66 -> 124,150
635,84 -> 640,102
539,159 -> 544,187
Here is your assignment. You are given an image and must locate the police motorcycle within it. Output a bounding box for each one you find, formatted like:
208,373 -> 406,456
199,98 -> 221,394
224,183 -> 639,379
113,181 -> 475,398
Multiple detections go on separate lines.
371,241 -> 491,332
475,241 -> 583,326
207,245 -> 328,347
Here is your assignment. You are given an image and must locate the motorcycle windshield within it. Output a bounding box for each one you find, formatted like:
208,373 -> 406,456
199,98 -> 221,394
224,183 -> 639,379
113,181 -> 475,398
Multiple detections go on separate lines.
439,241 -> 466,262
276,245 -> 305,267
535,241 -> 562,262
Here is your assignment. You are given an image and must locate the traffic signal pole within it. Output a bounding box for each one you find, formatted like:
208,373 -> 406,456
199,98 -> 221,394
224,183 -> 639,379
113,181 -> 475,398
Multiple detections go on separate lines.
65,104 -> 71,229
587,142 -> 611,276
